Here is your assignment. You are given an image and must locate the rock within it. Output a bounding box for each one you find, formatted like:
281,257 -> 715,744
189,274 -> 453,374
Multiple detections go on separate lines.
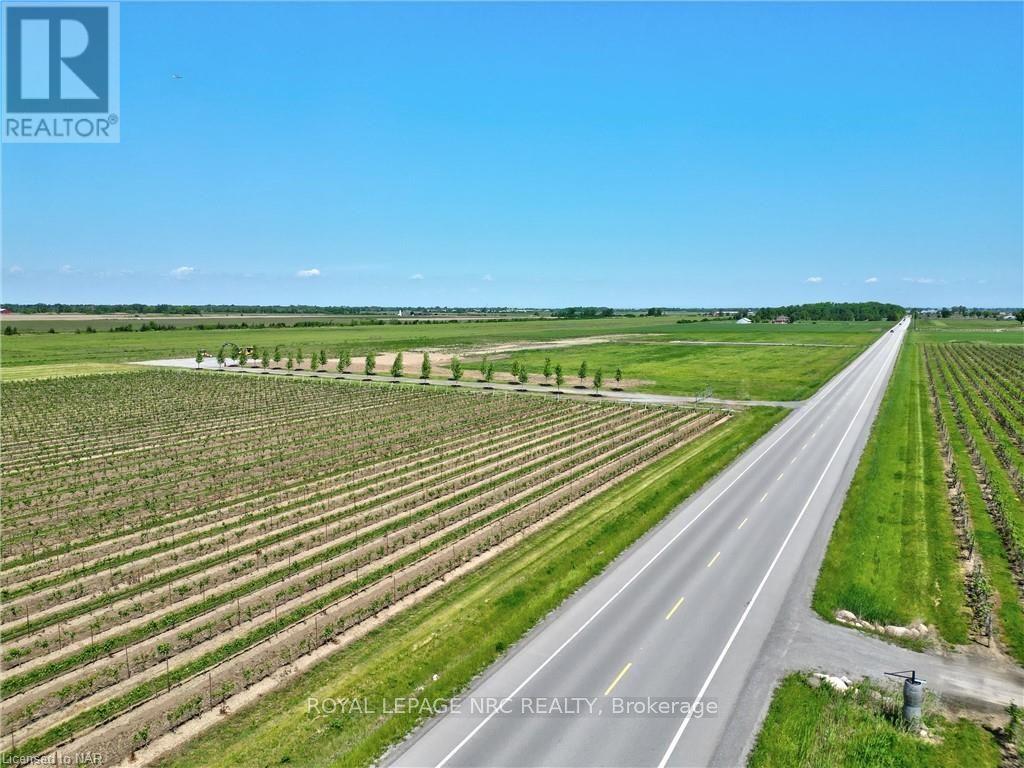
806,675 -> 822,688
813,673 -> 849,692
885,625 -> 911,638
836,610 -> 857,623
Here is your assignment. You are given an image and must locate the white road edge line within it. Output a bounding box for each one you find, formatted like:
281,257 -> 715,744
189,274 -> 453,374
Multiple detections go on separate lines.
654,327 -> 902,768
429,329 -> 897,768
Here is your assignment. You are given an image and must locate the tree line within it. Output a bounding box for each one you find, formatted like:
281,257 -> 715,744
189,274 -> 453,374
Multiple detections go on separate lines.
4,303 -> 543,316
751,302 -> 904,322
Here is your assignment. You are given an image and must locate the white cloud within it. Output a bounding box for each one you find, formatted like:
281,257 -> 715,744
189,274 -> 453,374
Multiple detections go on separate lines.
170,266 -> 195,279
409,273 -> 424,280
58,264 -> 74,274
864,276 -> 879,284
805,276 -> 824,284
902,276 -> 938,285
296,268 -> 321,278
481,274 -> 494,282
8,265 -> 24,274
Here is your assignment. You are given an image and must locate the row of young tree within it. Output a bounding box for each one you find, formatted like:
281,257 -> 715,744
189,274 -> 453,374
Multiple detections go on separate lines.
199,348 -> 624,394
484,356 -> 622,393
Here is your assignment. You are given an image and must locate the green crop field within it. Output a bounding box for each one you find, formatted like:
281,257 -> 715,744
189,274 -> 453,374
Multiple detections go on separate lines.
914,317 -> 1023,345
748,674 -> 1002,768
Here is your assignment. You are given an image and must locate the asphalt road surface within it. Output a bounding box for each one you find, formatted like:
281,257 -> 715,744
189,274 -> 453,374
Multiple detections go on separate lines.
386,318 -> 910,768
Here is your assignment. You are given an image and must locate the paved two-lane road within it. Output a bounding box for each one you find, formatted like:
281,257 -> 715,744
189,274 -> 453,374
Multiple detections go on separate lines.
387,318 -> 909,768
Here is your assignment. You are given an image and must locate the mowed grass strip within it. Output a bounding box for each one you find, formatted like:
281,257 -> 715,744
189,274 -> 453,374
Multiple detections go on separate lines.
156,407 -> 784,768
0,362 -> 143,381
748,674 -> 1001,768
813,343 -> 967,642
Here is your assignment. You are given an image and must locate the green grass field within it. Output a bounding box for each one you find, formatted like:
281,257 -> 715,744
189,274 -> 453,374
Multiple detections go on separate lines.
748,675 -> 1002,768
813,342 -> 968,642
914,317 -> 1023,345
0,316 -> 893,369
0,316 -> 892,400
156,407 -> 785,768
478,341 -> 862,401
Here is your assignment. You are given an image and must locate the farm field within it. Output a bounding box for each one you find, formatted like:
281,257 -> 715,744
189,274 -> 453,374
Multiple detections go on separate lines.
0,317 -> 894,405
748,674 -> 1003,768
153,406 -> 784,768
0,312 -> 549,333
814,331 -> 1024,661
0,316 -> 892,370
472,341 -> 862,401
0,369 -> 739,765
914,317 -> 1024,345
923,342 -> 1024,661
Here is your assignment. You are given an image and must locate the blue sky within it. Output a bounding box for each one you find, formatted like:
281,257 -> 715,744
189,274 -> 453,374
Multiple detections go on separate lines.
2,1 -> 1021,307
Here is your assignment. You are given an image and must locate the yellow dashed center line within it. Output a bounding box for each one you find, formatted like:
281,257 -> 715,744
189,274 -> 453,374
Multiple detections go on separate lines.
665,596 -> 685,621
604,662 -> 633,696
707,551 -> 721,568
738,517 -> 748,530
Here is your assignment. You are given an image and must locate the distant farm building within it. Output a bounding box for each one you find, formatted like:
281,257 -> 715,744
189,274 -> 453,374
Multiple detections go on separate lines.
772,315 -> 791,324
736,317 -> 752,324
0,307 -> 11,315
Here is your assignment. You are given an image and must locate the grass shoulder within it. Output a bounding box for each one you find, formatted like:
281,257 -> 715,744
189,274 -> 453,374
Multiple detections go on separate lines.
749,674 -> 1004,768
813,342 -> 967,644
